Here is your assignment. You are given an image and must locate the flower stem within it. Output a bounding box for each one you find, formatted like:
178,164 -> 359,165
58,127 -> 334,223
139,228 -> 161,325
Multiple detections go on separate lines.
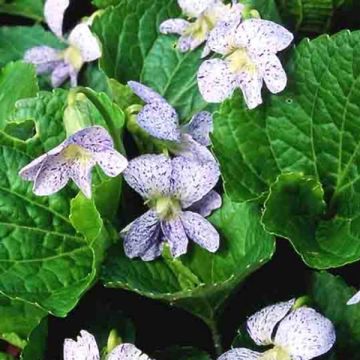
207,318 -> 223,357
70,87 -> 125,154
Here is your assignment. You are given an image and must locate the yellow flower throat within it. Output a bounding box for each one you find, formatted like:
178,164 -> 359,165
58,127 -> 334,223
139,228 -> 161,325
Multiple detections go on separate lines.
62,144 -> 92,164
63,46 -> 84,70
227,48 -> 257,74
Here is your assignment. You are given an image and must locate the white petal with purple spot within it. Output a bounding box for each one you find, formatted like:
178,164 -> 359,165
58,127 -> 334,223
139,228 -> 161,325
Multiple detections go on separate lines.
347,290 -> 360,305
44,0 -> 70,38
160,18 -> 190,35
69,159 -> 95,199
246,299 -> 295,346
188,190 -> 222,217
94,149 -> 128,177
274,307 -> 336,359
181,211 -> 220,252
128,81 -> 166,104
237,71 -> 263,110
124,154 -> 172,199
24,46 -> 61,74
161,217 -> 188,257
108,343 -> 152,360
51,62 -> 71,88
178,0 -> 218,17
184,111 -> 213,146
63,330 -> 100,360
218,348 -> 262,360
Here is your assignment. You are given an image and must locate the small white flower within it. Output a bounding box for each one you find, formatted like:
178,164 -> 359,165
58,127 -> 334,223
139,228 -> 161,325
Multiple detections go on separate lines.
63,330 -> 152,360
218,299 -> 336,360
19,126 -> 127,198
24,0 -> 102,88
347,290 -> 360,305
197,18 -> 293,109
160,0 -> 243,57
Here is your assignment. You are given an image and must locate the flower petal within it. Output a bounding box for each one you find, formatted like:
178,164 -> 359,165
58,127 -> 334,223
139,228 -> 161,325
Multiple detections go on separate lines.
347,290 -> 360,305
171,156 -> 220,208
218,348 -> 262,360
94,149 -> 128,177
198,59 -> 238,103
124,154 -> 172,199
44,0 -> 70,38
107,343 -> 151,360
32,154 -> 70,196
63,330 -> 100,360
51,62 -> 71,88
207,19 -> 240,55
274,307 -> 336,359
181,211 -> 220,252
68,23 -> 102,62
258,53 -> 287,94
235,19 -> 294,54
246,299 -> 295,346
69,159 -> 95,199
160,18 -> 190,35
178,0 -> 218,17
69,126 -> 114,152
188,190 -> 222,217
178,34 -> 204,53
161,217 -> 188,257
128,81 -> 165,104
237,71 -> 263,110
24,46 -> 61,74
137,102 -> 181,142
183,111 -> 213,146
19,155 -> 48,181
123,210 -> 161,260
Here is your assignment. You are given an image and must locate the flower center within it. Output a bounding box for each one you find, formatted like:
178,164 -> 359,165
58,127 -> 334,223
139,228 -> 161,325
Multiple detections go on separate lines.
226,48 -> 257,75
184,10 -> 218,41
260,347 -> 291,360
63,46 -> 84,70
153,197 -> 181,220
62,144 -> 92,163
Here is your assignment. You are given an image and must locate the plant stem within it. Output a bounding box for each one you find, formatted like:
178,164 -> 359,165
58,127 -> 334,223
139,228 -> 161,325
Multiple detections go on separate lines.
207,318 -> 223,357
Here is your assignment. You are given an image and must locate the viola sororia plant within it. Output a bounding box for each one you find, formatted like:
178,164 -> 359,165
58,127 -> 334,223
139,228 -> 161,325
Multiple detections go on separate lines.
0,0 -> 359,358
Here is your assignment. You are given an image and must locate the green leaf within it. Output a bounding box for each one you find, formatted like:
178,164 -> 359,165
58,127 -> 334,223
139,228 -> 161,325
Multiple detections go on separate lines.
243,0 -> 282,21
213,30 -> 360,269
21,318 -> 47,360
0,62 -> 38,129
155,346 -> 211,360
92,0 -> 180,83
102,197 -> 275,326
141,36 -> 213,120
0,0 -> 44,21
309,272 -> 360,357
92,0 -> 120,8
0,26 -> 63,68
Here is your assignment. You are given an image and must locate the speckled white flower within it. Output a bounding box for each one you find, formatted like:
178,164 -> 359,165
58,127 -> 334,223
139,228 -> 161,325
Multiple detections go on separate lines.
128,81 -> 216,164
218,299 -> 336,360
24,0 -> 101,88
347,290 -> 360,305
19,126 -> 127,198
122,154 -> 221,261
63,330 -> 151,360
160,0 -> 243,57
198,18 -> 293,109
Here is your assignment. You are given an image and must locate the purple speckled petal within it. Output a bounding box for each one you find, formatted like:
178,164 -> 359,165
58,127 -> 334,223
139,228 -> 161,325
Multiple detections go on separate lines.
347,290 -> 360,305
128,81 -> 165,104
171,156 -> 220,208
274,307 -> 336,359
68,159 -> 95,198
161,217 -> 188,257
178,34 -> 204,53
63,330 -> 100,360
32,153 -> 71,196
247,299 -> 295,346
198,59 -> 238,103
188,190 -> 221,217
68,23 -> 102,62
108,343 -> 152,360
44,0 -> 70,38
24,46 -> 61,74
51,62 -> 71,88
137,101 -> 181,142
94,149 -> 128,177
68,126 -> 114,152
181,211 -> 219,252
178,0 -> 218,17
237,71 -> 263,110
183,111 -> 213,146
123,210 -> 161,260
124,154 -> 172,199
159,18 -> 190,35
218,348 -> 262,360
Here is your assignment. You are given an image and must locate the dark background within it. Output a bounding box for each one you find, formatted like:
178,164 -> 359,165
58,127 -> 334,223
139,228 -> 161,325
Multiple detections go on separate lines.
0,1 -> 359,359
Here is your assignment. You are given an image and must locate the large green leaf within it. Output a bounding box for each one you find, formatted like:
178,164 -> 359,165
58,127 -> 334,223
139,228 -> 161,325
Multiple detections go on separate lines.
0,62 -> 38,129
141,36 -> 213,120
92,0 -> 179,83
309,272 -> 360,358
21,318 -> 47,360
213,30 -> 360,269
102,197 -> 275,329
0,0 -> 44,21
0,26 -> 63,68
